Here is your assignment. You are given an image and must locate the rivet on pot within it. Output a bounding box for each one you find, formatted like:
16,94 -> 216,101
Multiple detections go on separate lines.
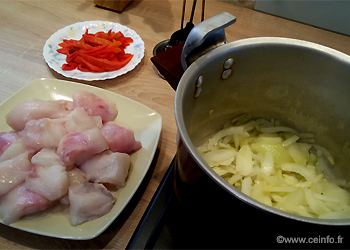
224,58 -> 234,69
221,69 -> 232,79
194,86 -> 202,98
196,75 -> 203,87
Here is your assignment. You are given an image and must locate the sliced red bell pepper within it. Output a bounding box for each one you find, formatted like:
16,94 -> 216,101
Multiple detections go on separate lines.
112,31 -> 124,40
117,53 -> 133,61
57,29 -> 134,72
82,34 -> 112,46
66,51 -> 79,63
75,55 -> 104,72
96,52 -> 115,60
115,36 -> 133,47
79,53 -> 133,71
58,37 -> 90,50
57,47 -> 70,55
77,64 -> 90,72
62,62 -> 77,70
95,30 -> 125,42
82,42 -> 122,57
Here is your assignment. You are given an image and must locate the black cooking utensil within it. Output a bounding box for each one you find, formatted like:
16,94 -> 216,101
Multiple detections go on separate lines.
168,0 -> 200,48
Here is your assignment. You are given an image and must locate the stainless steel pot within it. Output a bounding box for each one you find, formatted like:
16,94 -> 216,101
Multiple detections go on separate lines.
174,13 -> 350,225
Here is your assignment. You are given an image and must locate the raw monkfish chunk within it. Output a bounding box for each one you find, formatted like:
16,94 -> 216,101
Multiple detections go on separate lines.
57,128 -> 109,169
0,152 -> 32,197
6,99 -> 72,131
64,107 -> 103,133
0,141 -> 26,162
67,168 -> 88,186
19,118 -> 67,152
68,183 -> 115,226
100,122 -> 142,154
25,164 -> 69,201
80,151 -> 131,187
59,168 -> 88,206
0,184 -> 52,225
31,148 -> 62,167
72,90 -> 118,123
0,132 -> 20,156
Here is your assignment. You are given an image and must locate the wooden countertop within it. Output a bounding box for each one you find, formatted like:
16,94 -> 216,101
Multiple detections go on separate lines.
0,0 -> 349,249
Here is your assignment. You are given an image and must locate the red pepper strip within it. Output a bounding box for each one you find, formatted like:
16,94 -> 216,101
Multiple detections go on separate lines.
77,37 -> 91,49
94,32 -> 110,41
94,30 -> 123,41
78,44 -> 109,55
118,48 -> 126,55
112,31 -> 124,40
117,53 -> 133,61
57,47 -> 70,55
77,64 -> 90,72
66,51 -> 79,63
84,46 -> 121,57
111,56 -> 119,62
82,34 -> 112,46
57,46 -> 79,55
79,53 -> 133,71
96,52 -> 115,60
58,39 -> 78,47
58,37 -> 90,50
62,62 -> 77,70
84,29 -> 95,36
75,55 -> 105,72
112,40 -> 122,47
69,46 -> 81,54
115,37 -> 133,47
79,41 -> 122,57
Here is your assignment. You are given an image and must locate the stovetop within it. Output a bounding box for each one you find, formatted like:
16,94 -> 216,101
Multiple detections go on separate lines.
126,157 -> 349,249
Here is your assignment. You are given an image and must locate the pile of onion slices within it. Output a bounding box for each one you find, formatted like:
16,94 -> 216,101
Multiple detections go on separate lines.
197,114 -> 350,219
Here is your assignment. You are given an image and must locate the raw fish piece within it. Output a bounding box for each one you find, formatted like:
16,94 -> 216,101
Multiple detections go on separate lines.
0,152 -> 32,197
59,168 -> 88,206
31,148 -> 62,167
30,148 -> 68,202
59,195 -> 70,206
64,107 -> 103,133
100,122 -> 142,154
5,99 -> 72,131
25,164 -> 69,201
68,183 -> 115,226
80,151 -> 131,187
0,132 -> 20,156
0,184 -> 52,225
19,118 -> 67,152
57,128 -> 109,169
0,141 -> 26,162
67,168 -> 88,186
72,90 -> 118,123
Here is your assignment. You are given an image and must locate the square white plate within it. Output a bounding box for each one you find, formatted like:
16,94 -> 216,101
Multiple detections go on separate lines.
0,78 -> 162,239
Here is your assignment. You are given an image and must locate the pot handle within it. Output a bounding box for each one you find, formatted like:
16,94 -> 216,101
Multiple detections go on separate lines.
181,12 -> 236,70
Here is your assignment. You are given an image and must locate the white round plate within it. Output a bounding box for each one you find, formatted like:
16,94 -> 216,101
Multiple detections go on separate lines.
43,21 -> 145,81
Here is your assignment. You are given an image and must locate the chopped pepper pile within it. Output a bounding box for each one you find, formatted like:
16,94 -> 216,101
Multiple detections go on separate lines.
57,29 -> 134,72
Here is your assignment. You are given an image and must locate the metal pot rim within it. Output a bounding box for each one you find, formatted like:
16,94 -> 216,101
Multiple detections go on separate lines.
174,37 -> 350,225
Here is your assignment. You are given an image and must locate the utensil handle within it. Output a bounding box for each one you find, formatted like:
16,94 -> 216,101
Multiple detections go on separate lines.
201,0 -> 205,21
181,0 -> 186,29
189,0 -> 197,23
181,12 -> 236,70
